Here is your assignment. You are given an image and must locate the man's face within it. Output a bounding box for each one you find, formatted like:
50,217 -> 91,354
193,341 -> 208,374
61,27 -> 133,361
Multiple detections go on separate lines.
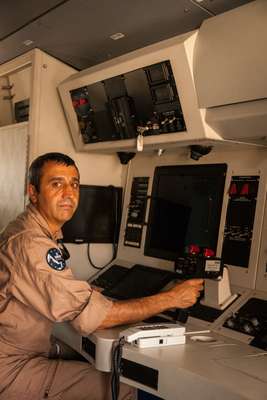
29,161 -> 80,233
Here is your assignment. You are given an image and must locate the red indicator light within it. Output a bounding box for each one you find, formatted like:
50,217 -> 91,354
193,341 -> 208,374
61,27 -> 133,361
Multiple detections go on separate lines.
229,183 -> 237,196
186,244 -> 200,255
240,183 -> 249,196
72,99 -> 79,108
79,98 -> 88,105
203,248 -> 215,257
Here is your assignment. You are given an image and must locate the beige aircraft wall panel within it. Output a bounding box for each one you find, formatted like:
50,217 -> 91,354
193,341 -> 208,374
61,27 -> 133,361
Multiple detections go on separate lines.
204,99 -> 267,143
0,123 -> 28,231
0,76 -> 13,126
194,0 -> 267,108
0,56 -> 32,127
0,51 -> 33,77
117,145 -> 267,289
29,49 -> 75,162
255,198 -> 267,292
9,66 -> 31,105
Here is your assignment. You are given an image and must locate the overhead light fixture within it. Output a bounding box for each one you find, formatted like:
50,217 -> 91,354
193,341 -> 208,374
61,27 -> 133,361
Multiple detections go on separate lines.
110,32 -> 125,41
23,40 -> 34,46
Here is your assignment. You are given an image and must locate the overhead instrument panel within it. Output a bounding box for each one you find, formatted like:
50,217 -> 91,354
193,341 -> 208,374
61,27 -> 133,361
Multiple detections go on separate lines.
69,61 -> 186,145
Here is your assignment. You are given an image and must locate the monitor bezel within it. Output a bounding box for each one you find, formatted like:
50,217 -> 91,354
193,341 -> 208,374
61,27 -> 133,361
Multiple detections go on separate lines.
144,163 -> 227,261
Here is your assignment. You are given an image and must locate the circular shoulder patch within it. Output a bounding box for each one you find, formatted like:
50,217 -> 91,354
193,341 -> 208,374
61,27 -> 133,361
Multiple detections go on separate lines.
46,248 -> 66,271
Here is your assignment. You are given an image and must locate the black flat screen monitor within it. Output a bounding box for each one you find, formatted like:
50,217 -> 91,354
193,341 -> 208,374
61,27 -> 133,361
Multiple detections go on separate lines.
144,164 -> 227,261
62,184 -> 122,244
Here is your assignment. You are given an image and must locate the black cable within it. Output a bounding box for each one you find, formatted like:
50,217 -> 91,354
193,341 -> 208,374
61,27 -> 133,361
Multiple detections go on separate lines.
87,242 -> 117,270
111,337 -> 125,400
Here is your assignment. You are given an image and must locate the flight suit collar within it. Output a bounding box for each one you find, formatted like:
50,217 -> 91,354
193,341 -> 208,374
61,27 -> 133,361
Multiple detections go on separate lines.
26,203 -> 63,242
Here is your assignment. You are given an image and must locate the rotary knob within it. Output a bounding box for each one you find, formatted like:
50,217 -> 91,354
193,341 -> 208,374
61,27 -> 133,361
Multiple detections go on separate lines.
241,320 -> 255,335
225,316 -> 236,329
250,317 -> 260,328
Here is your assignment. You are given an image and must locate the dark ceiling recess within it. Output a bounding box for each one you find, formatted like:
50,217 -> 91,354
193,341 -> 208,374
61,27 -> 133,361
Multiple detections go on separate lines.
0,0 -> 254,70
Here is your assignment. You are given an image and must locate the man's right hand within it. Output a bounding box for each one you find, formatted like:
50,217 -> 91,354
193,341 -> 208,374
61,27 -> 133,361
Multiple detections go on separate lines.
99,278 -> 204,329
167,279 -> 204,309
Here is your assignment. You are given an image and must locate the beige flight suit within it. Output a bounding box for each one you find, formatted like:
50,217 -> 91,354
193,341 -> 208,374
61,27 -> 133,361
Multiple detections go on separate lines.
0,204 -> 134,400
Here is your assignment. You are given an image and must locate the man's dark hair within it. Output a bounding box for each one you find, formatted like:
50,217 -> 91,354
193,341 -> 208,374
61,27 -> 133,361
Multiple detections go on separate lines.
29,152 -> 79,192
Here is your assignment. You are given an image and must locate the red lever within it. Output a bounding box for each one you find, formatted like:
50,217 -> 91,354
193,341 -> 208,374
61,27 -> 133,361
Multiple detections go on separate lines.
229,183 -> 238,196
187,244 -> 200,255
240,183 -> 249,196
203,248 -> 215,257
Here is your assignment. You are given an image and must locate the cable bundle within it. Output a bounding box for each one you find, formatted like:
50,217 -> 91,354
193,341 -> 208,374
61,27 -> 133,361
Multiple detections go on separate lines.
111,337 -> 125,400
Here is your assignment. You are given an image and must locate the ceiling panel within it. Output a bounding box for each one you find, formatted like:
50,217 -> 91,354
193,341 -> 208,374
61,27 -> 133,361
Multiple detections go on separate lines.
198,0 -> 254,15
37,0 -> 210,69
0,0 -> 255,70
0,0 -> 67,39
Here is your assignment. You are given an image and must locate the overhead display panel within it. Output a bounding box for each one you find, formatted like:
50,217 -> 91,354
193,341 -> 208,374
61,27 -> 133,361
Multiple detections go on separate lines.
58,32 -> 222,153
70,61 -> 186,145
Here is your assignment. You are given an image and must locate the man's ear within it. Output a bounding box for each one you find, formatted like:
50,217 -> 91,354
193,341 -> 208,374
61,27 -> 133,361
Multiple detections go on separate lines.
28,184 -> 38,204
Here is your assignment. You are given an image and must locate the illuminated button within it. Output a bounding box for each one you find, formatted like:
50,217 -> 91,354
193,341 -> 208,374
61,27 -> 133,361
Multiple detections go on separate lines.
79,98 -> 88,105
203,248 -> 215,257
240,183 -> 249,196
72,99 -> 80,108
186,244 -> 200,255
229,183 -> 237,195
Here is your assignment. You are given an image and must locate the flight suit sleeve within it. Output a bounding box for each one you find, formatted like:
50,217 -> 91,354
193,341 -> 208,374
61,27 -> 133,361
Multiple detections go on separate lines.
10,234 -> 113,335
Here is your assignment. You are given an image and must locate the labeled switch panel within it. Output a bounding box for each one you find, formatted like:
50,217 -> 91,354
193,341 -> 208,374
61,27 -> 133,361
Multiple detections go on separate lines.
222,175 -> 259,268
124,177 -> 149,248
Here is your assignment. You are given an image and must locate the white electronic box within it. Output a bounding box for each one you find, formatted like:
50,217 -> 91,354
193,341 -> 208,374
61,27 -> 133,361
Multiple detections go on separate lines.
120,322 -> 185,348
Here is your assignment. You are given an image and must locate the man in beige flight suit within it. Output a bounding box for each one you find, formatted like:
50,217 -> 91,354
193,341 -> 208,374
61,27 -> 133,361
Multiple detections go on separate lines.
0,153 -> 203,400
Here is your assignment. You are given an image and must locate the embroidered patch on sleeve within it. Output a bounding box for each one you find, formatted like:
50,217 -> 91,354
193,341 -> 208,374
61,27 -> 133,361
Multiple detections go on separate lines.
46,248 -> 66,271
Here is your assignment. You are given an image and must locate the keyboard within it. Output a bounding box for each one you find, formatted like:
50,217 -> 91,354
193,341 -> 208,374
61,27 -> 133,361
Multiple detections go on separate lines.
91,264 -> 129,290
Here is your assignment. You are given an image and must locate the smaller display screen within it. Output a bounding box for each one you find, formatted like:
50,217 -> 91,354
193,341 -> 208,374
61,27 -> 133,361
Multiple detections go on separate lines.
62,185 -> 122,244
